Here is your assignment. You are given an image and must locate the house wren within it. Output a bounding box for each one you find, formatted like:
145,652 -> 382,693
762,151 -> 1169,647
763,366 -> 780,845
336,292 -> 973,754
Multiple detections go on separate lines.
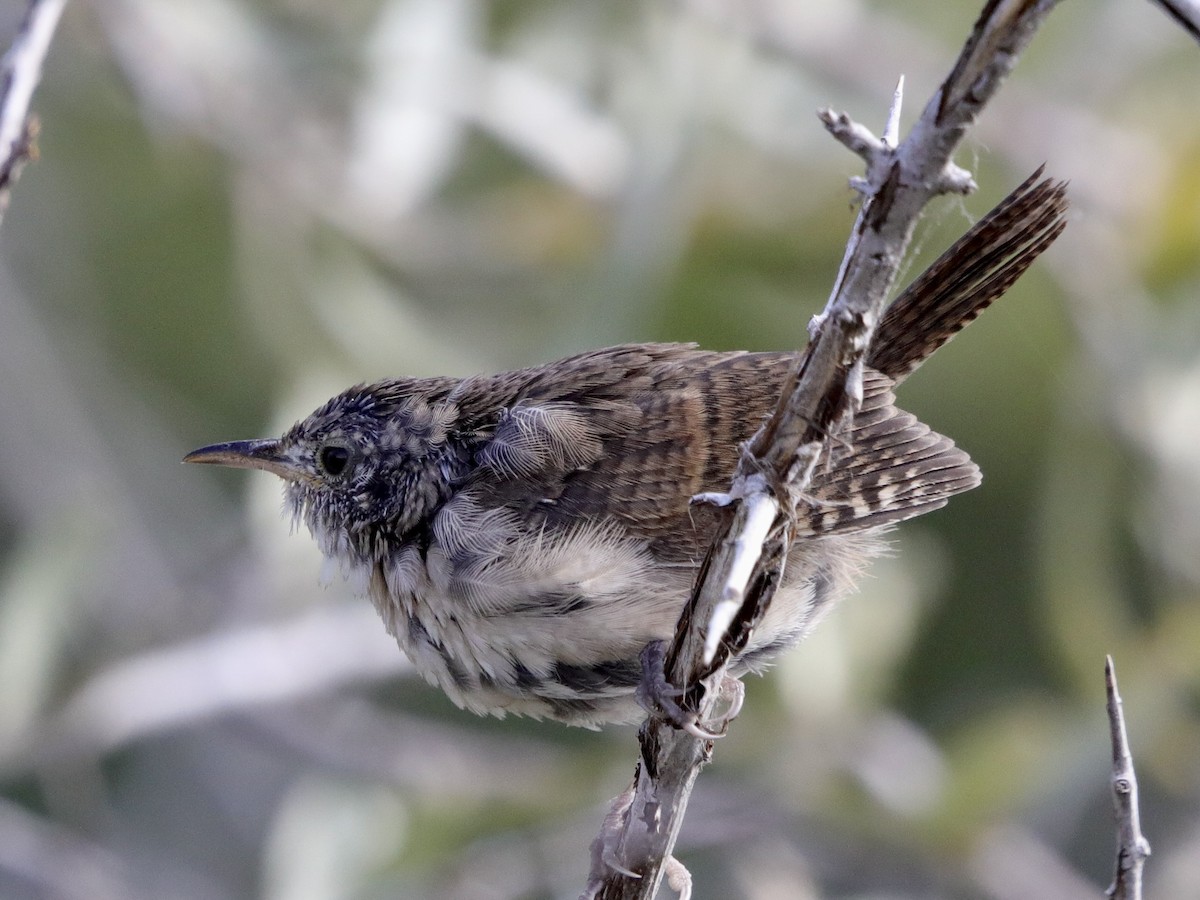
186,173 -> 1067,727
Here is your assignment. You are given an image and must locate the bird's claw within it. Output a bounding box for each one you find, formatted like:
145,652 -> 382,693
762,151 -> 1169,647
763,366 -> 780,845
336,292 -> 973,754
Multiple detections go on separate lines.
636,640 -> 745,739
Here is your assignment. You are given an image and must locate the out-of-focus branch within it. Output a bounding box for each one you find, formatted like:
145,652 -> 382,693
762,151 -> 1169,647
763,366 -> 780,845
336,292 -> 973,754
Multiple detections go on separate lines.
0,795 -> 161,900
0,604 -> 405,773
584,2 -> 1063,897
1105,656 -> 1150,900
0,0 -> 66,225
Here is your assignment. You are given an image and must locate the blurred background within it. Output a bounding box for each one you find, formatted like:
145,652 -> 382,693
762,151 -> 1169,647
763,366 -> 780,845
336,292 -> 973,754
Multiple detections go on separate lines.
1,1 -> 1198,898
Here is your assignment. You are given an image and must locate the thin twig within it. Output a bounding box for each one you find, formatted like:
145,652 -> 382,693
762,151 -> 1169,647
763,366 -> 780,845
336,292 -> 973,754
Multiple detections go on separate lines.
584,2 -> 1064,898
0,0 -> 67,225
1105,656 -> 1151,900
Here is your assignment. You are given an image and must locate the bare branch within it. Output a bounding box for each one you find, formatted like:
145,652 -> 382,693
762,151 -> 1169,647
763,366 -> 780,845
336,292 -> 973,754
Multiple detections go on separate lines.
1146,0 -> 1200,43
584,2 -> 1065,897
0,0 -> 67,224
1105,656 -> 1151,900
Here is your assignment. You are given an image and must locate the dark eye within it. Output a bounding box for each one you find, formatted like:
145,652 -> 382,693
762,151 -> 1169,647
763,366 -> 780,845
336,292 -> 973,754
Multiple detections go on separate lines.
319,444 -> 351,477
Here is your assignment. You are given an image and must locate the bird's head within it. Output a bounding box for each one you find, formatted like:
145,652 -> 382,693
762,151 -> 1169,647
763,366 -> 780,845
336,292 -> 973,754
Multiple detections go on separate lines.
185,383 -> 465,563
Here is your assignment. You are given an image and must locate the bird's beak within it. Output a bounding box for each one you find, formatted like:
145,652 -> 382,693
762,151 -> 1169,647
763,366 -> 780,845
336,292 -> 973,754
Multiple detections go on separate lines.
183,439 -> 300,480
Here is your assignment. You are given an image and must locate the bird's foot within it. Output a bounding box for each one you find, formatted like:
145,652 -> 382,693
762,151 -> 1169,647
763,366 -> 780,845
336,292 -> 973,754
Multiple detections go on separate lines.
636,640 -> 745,740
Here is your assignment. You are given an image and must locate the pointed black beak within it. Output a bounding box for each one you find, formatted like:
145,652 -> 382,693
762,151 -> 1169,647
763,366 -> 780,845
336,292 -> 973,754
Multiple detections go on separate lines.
183,439 -> 299,479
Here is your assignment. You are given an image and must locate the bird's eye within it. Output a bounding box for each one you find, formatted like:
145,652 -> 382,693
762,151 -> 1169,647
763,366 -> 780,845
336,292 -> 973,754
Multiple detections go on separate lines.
319,444 -> 351,477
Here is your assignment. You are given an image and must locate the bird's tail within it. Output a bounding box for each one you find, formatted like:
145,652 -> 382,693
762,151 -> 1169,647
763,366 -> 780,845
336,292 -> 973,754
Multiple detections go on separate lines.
867,167 -> 1069,384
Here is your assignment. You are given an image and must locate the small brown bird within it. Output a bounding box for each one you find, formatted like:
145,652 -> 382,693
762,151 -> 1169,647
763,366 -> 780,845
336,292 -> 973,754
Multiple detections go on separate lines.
186,173 -> 1066,728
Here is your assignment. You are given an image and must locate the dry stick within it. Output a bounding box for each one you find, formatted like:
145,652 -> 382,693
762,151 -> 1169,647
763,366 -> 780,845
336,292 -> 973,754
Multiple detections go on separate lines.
0,0 -> 67,225
583,2 -> 1064,898
1105,657 -> 1151,900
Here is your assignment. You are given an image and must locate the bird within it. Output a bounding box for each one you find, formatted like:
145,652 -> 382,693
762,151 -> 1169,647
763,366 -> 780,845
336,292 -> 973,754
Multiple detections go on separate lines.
185,172 -> 1067,729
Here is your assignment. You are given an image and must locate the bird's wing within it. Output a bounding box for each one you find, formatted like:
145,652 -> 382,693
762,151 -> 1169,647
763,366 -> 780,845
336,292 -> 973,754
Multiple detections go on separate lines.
456,345 -> 977,564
